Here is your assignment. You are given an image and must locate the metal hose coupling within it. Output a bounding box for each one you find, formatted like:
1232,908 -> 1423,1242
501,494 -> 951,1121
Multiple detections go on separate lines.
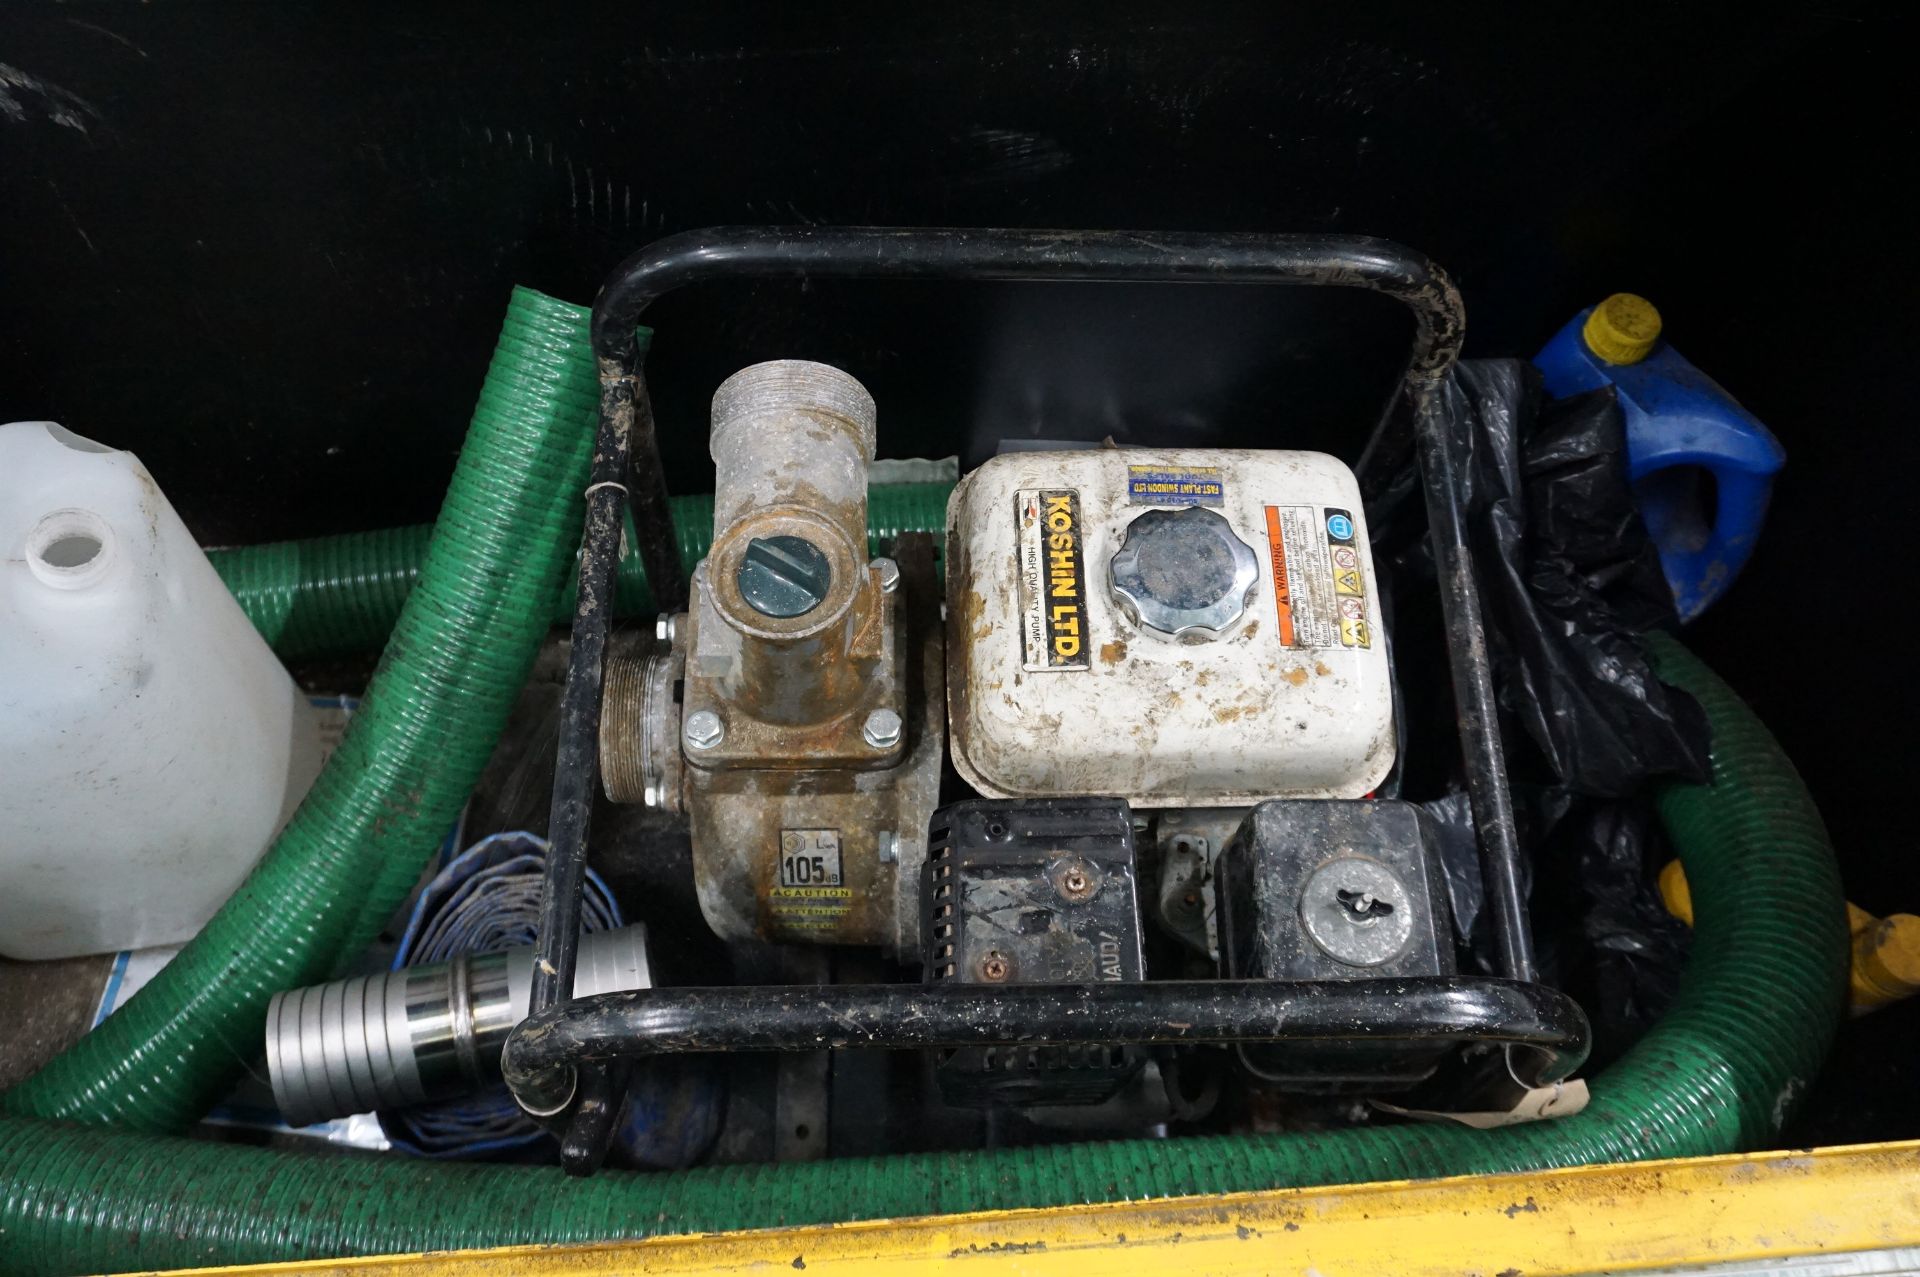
265,924 -> 650,1127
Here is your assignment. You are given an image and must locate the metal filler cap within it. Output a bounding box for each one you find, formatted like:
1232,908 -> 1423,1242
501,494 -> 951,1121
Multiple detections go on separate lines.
1108,505 -> 1260,640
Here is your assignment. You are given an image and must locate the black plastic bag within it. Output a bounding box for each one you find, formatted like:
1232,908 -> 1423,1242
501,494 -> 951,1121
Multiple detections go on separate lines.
1541,796 -> 1693,1069
1426,361 -> 1710,796
1388,360 -> 1707,1054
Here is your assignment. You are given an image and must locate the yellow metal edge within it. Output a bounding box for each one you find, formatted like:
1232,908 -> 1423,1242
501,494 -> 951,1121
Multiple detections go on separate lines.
146,1140 -> 1920,1277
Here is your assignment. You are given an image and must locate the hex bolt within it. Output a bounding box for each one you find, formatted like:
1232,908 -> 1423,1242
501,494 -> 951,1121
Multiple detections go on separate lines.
871,556 -> 901,594
862,707 -> 903,750
737,534 -> 833,618
977,951 -> 1011,982
683,709 -> 725,751
877,830 -> 899,864
654,613 -> 679,643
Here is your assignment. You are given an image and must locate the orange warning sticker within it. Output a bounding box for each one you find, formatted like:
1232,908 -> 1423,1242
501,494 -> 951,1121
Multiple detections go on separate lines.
1265,504 -> 1369,649
1265,506 -> 1296,646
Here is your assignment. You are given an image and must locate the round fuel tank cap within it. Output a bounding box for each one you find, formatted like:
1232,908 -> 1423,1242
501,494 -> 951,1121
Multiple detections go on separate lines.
1108,506 -> 1259,640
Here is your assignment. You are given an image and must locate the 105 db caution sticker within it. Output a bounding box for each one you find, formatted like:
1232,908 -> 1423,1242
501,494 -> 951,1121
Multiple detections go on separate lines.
1265,505 -> 1371,649
768,828 -> 850,933
1016,488 -> 1089,671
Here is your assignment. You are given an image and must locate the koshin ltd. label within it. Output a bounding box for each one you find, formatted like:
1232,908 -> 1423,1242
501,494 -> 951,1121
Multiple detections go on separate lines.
1016,488 -> 1090,671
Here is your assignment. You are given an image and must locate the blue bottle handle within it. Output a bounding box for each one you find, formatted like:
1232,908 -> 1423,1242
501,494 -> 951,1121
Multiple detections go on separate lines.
1633,463 -> 1771,624
1627,423 -> 1783,624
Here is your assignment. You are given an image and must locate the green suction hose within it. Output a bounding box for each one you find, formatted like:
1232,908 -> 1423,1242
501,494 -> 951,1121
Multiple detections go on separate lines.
1,287 -> 602,1132
209,483 -> 954,659
0,632 -> 1849,1274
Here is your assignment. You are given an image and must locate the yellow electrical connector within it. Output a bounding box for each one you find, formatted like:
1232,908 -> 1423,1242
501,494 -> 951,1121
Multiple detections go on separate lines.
1659,861 -> 1920,1015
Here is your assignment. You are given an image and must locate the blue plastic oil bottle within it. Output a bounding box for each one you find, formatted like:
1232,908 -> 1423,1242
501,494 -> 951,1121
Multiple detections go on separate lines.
1535,293 -> 1785,623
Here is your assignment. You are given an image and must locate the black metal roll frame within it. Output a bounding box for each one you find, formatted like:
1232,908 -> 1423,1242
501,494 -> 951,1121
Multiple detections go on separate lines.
518,227 -> 1583,1172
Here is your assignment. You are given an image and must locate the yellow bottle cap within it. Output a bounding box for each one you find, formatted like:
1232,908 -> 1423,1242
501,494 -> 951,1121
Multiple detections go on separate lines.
1582,292 -> 1663,365
1657,860 -> 1693,926
1853,914 -> 1920,1009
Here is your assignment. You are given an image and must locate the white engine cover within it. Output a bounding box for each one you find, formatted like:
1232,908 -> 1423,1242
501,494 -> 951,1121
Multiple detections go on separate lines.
946,448 -> 1394,807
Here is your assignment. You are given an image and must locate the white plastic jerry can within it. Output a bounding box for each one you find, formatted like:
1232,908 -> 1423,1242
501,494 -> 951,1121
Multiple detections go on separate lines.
0,421 -> 323,959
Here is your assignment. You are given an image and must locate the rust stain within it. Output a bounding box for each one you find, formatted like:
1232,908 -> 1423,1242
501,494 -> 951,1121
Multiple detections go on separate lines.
1281,666 -> 1308,687
1314,661 -> 1332,677
952,587 -> 994,644
1212,704 -> 1249,724
1099,639 -> 1128,665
